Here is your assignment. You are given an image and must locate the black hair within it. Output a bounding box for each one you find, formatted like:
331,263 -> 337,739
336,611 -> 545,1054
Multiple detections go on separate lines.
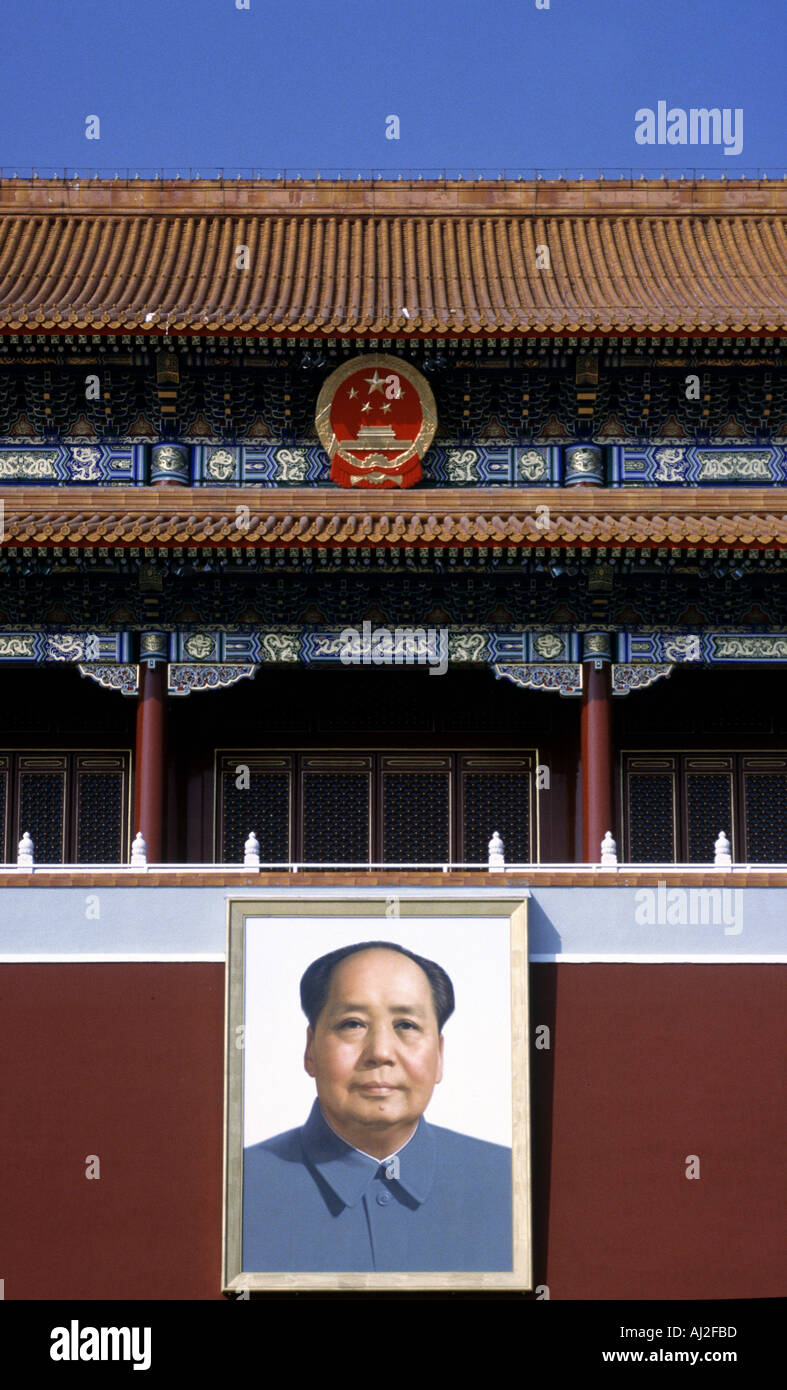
300,940 -> 455,1032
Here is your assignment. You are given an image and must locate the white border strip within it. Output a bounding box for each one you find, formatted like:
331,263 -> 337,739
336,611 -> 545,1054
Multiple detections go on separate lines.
531,952 -> 787,964
2,951 -> 785,965
0,953 -> 227,963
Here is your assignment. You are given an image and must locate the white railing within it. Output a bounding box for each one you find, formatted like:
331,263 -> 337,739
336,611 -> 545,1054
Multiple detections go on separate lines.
7,829 -> 772,874
5,862 -> 781,874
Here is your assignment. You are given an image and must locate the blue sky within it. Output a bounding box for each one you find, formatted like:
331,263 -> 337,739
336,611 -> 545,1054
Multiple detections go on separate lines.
1,0 -> 784,175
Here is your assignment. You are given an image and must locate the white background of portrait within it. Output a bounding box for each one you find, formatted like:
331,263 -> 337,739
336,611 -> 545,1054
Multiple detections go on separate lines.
243,915 -> 512,1148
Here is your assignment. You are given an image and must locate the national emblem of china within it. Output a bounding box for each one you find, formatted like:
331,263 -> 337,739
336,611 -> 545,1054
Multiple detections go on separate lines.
315,354 -> 437,489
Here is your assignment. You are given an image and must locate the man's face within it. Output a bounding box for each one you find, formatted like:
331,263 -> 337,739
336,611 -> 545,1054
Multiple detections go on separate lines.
304,948 -> 444,1155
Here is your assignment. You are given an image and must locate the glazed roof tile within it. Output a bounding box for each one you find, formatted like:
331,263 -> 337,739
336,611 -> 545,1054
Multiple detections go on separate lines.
0,179 -> 784,335
2,487 -> 786,549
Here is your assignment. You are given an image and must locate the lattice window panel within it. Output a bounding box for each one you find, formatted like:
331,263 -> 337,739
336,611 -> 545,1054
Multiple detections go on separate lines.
461,759 -> 533,864
685,763 -> 734,863
381,761 -> 451,863
18,758 -> 67,863
743,763 -> 787,863
625,760 -> 677,863
74,758 -> 127,863
219,758 -> 291,864
301,761 -> 371,864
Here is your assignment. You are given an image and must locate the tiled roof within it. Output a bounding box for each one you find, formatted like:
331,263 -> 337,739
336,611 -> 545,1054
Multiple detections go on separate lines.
0,179 -> 784,336
3,487 -> 786,548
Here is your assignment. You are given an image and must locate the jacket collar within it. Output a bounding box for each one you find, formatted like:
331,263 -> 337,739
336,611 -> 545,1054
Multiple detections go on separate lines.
300,1100 -> 435,1208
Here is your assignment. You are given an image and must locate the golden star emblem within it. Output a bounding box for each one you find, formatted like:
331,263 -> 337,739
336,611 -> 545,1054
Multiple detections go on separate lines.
364,371 -> 386,396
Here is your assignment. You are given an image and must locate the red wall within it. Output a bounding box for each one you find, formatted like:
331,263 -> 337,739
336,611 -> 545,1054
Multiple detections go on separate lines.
1,962 -> 782,1300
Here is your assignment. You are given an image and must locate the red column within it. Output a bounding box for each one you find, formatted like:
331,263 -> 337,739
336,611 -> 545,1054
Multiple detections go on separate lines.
134,662 -> 167,862
581,660 -> 614,862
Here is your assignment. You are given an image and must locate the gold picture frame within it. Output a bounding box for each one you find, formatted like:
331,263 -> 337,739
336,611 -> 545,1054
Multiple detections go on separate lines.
223,894 -> 531,1292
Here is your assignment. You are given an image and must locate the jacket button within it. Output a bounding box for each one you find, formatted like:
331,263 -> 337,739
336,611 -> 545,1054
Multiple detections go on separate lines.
376,1190 -> 391,1206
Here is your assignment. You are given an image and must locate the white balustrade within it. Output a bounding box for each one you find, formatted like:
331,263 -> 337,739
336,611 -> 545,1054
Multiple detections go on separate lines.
601,831 -> 618,866
714,830 -> 732,867
17,831 -> 34,869
487,831 -> 505,872
130,831 -> 148,868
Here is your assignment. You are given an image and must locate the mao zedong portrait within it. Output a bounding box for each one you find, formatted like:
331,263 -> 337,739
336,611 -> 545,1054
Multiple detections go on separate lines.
242,941 -> 512,1272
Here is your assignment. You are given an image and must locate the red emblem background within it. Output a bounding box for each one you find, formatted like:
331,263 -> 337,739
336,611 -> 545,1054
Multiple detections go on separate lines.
315,355 -> 437,489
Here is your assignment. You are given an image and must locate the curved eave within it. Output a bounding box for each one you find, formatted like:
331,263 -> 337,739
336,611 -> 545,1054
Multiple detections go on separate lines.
0,179 -> 784,338
2,486 -> 786,550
